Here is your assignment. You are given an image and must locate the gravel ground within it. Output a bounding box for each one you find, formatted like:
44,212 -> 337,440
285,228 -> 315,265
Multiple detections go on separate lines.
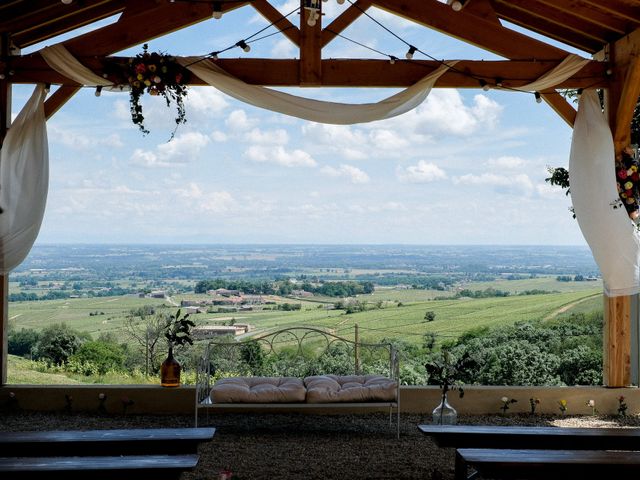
1,411 -> 639,480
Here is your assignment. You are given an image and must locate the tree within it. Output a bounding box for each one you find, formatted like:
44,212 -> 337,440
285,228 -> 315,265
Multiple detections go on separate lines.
124,308 -> 170,375
71,340 -> 126,375
424,311 -> 436,322
35,323 -> 83,365
8,328 -> 40,357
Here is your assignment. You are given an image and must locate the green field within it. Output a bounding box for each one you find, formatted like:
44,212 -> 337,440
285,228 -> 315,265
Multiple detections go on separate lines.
9,287 -> 602,346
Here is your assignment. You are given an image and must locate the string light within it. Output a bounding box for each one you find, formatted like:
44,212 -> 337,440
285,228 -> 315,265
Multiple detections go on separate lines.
236,40 -> 251,52
212,2 -> 222,19
534,91 -> 542,103
405,46 -> 417,60
95,86 -> 103,97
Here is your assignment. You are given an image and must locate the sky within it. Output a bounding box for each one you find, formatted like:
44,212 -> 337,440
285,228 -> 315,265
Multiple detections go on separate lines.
12,0 -> 587,245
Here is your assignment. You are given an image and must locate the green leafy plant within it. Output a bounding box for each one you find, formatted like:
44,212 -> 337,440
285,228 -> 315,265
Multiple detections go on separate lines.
164,309 -> 195,349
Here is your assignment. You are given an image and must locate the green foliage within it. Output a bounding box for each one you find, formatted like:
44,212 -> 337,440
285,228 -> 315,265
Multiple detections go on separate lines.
34,323 -> 83,365
8,328 -> 40,357
164,309 -> 195,347
70,340 -> 126,375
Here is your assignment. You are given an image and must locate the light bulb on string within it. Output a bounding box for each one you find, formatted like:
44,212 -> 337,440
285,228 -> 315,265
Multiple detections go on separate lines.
405,46 -> 417,60
236,40 -> 251,53
212,2 -> 222,19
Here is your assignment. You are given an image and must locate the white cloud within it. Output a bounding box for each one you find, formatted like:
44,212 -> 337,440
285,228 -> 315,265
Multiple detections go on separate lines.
210,130 -> 228,142
185,87 -> 228,115
226,109 -> 255,132
397,161 -> 447,183
245,145 -> 317,167
412,90 -> 503,136
321,164 -> 370,184
244,128 -> 289,145
156,131 -> 210,160
271,38 -> 296,57
49,125 -> 124,150
486,156 -> 527,169
130,132 -> 209,167
454,172 -> 535,194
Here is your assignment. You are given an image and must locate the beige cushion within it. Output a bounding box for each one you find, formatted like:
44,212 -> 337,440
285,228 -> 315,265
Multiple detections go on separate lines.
210,376 -> 306,403
304,374 -> 398,403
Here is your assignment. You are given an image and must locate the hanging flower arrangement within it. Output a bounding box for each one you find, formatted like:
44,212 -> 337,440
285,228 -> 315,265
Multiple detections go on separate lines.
110,44 -> 189,137
615,146 -> 640,220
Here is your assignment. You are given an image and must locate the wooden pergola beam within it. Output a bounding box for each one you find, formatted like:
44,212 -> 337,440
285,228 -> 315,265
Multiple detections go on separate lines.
251,0 -> 300,47
12,57 -> 607,88
372,0 -> 570,60
321,0 -> 372,48
542,91 -> 577,127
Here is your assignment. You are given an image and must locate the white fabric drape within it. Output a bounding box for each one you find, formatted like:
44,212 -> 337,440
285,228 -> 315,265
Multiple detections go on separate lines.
0,85 -> 49,273
41,44 -> 112,87
518,54 -> 589,92
180,58 -> 456,124
569,90 -> 640,296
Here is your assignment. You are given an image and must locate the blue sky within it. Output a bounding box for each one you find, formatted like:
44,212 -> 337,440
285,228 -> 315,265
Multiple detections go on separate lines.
13,1 -> 585,245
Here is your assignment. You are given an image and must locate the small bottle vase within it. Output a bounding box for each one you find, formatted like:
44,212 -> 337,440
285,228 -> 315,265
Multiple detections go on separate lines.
432,393 -> 457,425
160,346 -> 181,387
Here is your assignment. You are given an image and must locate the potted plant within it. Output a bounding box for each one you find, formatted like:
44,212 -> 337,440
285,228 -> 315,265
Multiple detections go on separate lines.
160,309 -> 195,387
425,350 -> 471,425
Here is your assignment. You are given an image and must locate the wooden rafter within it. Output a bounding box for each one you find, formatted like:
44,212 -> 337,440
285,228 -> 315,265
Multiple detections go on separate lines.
372,0 -> 569,60
492,1 -> 606,52
321,0 -> 372,48
251,0 -> 300,47
11,56 -> 607,89
542,91 -> 577,127
535,0 -> 630,35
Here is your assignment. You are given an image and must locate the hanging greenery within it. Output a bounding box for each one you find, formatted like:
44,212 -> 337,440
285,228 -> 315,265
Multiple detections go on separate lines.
108,44 -> 189,138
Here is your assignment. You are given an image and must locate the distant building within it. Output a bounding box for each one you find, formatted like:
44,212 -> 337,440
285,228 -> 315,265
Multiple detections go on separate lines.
192,325 -> 249,339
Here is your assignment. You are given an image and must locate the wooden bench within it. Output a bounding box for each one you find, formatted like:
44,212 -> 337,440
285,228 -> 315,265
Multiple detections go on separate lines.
456,448 -> 640,480
0,428 -> 215,479
0,427 -> 216,456
419,425 -> 640,480
418,424 -> 640,450
0,454 -> 199,480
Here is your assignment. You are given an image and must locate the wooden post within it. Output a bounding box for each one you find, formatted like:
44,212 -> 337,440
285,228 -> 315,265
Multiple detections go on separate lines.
603,295 -> 632,386
299,0 -> 322,86
0,33 -> 10,386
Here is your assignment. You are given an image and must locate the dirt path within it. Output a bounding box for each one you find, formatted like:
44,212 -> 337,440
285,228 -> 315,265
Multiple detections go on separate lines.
543,292 -> 601,321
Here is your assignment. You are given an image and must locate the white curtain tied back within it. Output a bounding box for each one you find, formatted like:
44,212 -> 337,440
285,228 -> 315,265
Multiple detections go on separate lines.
569,90 -> 640,297
0,85 -> 49,273
180,58 -> 455,124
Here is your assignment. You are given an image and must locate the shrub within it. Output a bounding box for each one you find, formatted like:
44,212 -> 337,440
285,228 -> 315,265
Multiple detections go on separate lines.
8,328 -> 40,357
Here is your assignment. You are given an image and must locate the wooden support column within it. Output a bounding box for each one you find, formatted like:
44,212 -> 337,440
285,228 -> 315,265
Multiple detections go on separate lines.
604,295 -> 632,386
299,1 -> 322,86
0,33 -> 10,386
603,28 -> 640,387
